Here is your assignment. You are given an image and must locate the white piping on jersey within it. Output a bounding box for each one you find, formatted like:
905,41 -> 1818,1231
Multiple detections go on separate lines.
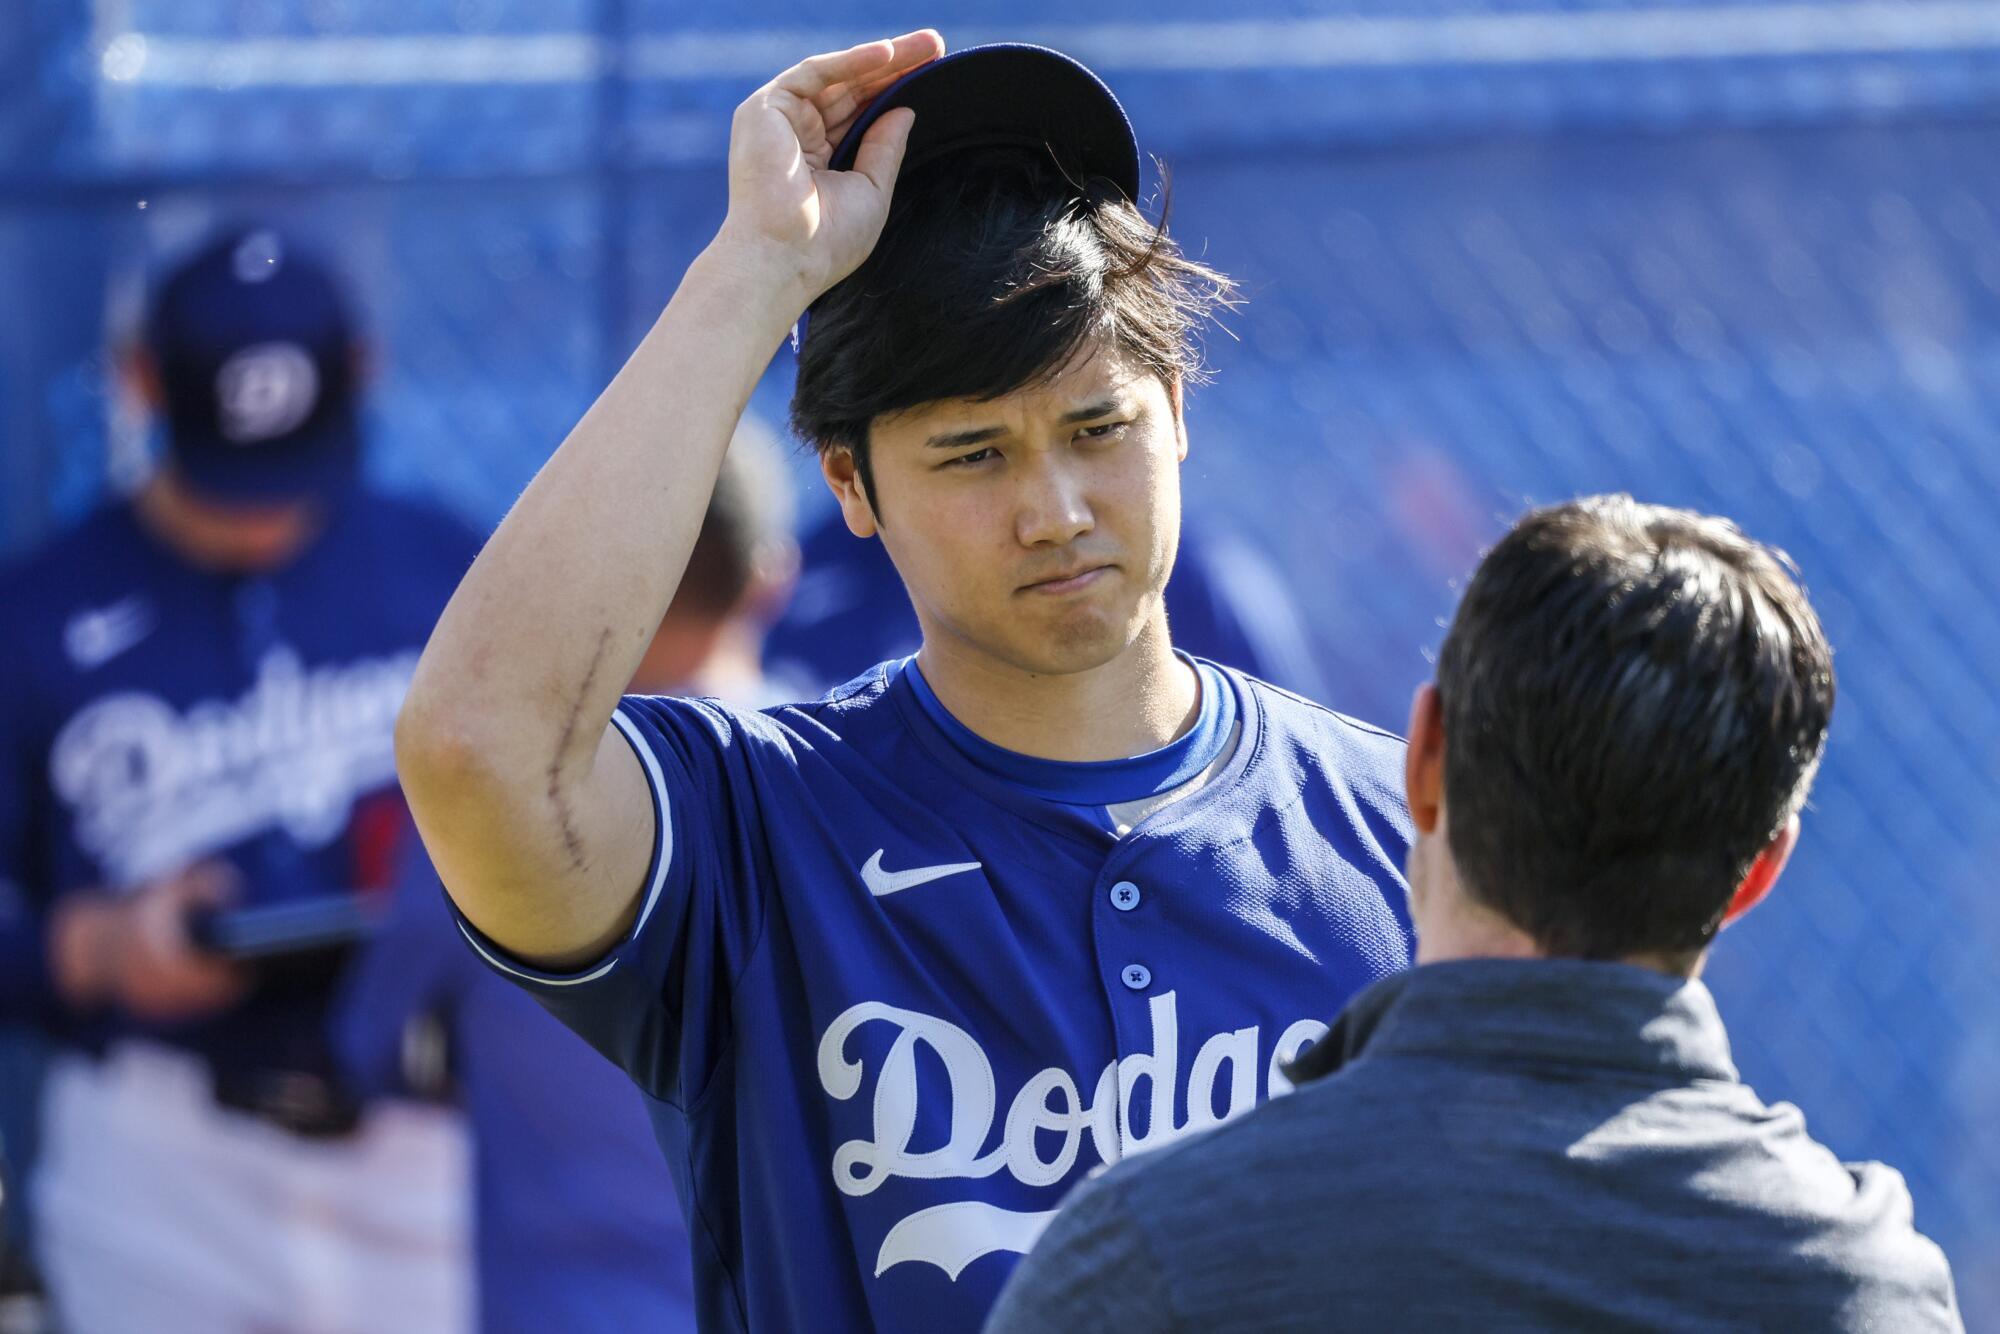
610,705 -> 675,939
454,705 -> 674,987
456,918 -> 620,987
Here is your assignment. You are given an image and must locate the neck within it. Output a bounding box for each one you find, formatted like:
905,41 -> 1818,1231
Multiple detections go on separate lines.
1413,898 -> 1545,967
133,471 -> 321,573
913,612 -> 1198,761
1413,850 -> 1701,979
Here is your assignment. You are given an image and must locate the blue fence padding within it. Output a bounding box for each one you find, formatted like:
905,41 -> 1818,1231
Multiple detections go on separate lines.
3,1 -> 1998,1323
17,5 -> 2000,185
119,0 -> 595,36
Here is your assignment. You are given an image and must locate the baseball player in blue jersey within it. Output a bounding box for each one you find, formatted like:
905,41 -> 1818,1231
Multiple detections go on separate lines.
398,34 -> 1414,1332
0,228 -> 476,1333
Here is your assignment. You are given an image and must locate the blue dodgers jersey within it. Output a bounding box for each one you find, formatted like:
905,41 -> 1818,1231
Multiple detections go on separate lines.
0,494 -> 478,1067
457,661 -> 1414,1334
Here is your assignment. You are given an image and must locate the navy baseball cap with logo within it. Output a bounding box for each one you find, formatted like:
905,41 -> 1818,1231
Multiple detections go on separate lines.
146,228 -> 362,504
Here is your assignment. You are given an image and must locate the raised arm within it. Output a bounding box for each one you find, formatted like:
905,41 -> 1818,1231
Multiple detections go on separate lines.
395,31 -> 939,969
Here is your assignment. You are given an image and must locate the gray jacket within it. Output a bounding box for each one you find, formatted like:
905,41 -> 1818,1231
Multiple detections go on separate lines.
986,958 -> 1961,1332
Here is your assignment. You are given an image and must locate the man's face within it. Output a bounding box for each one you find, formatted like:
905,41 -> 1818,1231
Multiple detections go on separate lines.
191,494 -> 323,569
826,340 -> 1187,677
142,467 -> 324,574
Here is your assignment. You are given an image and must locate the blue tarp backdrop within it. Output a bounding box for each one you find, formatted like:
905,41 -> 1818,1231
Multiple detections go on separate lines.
4,0 -> 1998,1321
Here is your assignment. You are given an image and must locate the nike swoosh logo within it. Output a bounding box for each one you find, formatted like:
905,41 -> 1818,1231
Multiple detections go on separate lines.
861,850 -> 982,898
64,596 -> 156,671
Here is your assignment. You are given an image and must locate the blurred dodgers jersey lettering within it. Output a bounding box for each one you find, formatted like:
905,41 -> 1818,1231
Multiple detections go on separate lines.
52,645 -> 413,885
0,494 -> 478,1048
455,660 -> 1415,1332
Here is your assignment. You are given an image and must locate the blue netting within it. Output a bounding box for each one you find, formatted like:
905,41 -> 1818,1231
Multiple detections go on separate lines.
5,0 -> 1998,1320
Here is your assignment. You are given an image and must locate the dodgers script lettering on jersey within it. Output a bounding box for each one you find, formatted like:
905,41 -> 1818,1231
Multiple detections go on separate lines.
818,989 -> 1331,1278
458,661 -> 1415,1334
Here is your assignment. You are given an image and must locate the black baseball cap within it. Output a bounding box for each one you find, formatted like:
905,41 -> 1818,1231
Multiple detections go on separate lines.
829,43 -> 1141,201
146,227 -> 362,504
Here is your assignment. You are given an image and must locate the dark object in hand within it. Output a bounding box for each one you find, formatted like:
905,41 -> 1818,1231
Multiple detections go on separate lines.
185,894 -> 381,964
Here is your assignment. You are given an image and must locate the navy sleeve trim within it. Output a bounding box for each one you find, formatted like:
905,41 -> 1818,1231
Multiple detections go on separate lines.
450,704 -> 675,988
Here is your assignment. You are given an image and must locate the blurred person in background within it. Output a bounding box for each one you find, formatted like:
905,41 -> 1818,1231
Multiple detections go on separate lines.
768,506 -> 1330,701
332,427 -> 797,1334
987,496 -> 1961,1333
0,226 -> 478,1334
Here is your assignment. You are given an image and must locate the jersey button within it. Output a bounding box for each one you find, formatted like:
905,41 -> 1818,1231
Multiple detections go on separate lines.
1110,881 -> 1142,912
1121,964 -> 1152,991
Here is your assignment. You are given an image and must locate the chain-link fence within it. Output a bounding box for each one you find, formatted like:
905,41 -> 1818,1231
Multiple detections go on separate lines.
6,0 -> 1999,1321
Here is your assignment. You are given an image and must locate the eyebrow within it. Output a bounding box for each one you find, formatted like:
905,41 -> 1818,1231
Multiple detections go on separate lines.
923,399 -> 1126,450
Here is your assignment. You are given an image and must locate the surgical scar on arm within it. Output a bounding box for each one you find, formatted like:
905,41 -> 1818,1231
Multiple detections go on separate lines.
547,627 -> 611,873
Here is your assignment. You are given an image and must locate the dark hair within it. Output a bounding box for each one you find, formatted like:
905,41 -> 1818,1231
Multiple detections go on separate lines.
1434,495 -> 1836,961
789,150 -> 1236,509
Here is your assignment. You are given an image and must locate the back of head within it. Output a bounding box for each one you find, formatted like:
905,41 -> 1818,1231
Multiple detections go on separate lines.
1435,495 -> 1836,961
671,418 -> 796,621
790,150 -> 1234,503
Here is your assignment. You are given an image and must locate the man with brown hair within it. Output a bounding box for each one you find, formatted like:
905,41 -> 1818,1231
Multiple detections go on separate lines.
989,495 -> 1961,1332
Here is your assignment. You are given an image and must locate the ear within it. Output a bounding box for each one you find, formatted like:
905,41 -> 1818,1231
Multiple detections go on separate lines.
1721,812 -> 1799,929
1169,376 -> 1189,464
1404,683 -> 1445,836
819,447 -> 878,540
740,537 -> 801,624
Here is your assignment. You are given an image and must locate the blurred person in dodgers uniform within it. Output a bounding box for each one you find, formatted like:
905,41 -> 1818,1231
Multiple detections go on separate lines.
0,228 -> 476,1334
397,33 -> 1414,1334
334,427 -> 799,1334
